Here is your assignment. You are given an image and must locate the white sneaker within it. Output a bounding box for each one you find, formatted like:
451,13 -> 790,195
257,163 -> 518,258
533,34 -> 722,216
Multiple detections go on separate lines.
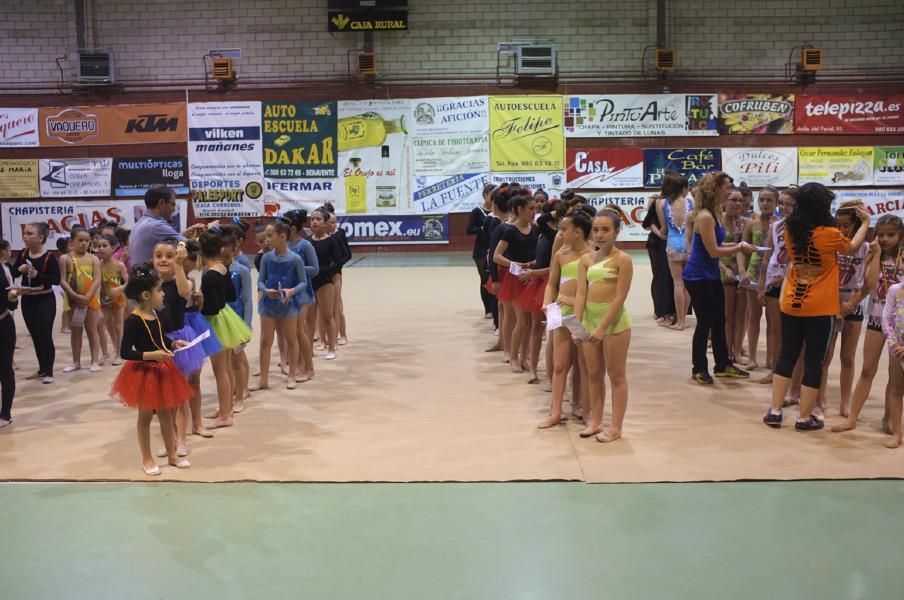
493,328 -> 499,337
42,376 -> 54,384
325,352 -> 336,360
89,363 -> 101,373
62,365 -> 81,373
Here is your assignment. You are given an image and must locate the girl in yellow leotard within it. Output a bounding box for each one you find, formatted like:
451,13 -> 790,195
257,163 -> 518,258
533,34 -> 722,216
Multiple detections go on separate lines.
739,187 -> 777,370
537,202 -> 595,429
575,206 -> 634,443
59,227 -> 103,373
96,235 -> 129,366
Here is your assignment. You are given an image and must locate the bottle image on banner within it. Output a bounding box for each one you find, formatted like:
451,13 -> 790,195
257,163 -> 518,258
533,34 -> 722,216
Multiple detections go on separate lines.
376,145 -> 397,210
338,112 -> 407,151
345,157 -> 367,214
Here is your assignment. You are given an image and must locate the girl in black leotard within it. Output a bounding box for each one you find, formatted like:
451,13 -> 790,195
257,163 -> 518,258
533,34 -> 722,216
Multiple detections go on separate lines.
307,207 -> 345,360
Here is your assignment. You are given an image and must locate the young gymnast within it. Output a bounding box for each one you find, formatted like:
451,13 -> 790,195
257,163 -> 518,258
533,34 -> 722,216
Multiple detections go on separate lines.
59,227 -> 103,373
57,237 -> 72,334
483,186 -> 512,350
739,186 -> 777,369
574,207 -> 633,442
494,193 -> 539,374
762,183 -> 870,430
230,219 -> 254,273
222,225 -> 252,410
882,281 -> 904,448
307,207 -> 345,360
518,197 -> 556,384
0,241 -> 21,427
833,214 -> 904,433
256,221 -> 307,390
109,264 -> 194,475
14,222 -> 61,383
284,210 -> 319,381
657,172 -> 693,331
469,183 -> 497,319
96,235 -> 128,366
325,208 -> 352,346
721,188 -> 748,364
537,203 -> 593,428
199,229 -> 252,428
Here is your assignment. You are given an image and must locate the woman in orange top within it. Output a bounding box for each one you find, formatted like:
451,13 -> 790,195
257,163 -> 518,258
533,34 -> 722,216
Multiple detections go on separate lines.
763,183 -> 871,431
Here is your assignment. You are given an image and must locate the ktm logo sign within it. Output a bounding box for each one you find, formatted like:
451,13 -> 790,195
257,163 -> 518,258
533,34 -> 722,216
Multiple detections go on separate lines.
125,114 -> 179,134
46,109 -> 99,144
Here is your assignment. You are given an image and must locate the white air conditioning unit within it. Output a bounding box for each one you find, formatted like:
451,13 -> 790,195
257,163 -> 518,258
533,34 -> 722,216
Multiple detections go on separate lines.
75,49 -> 115,85
515,43 -> 556,76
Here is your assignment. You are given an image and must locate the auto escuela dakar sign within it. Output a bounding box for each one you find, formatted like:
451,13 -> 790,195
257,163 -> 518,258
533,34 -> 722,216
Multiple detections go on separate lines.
328,0 -> 408,31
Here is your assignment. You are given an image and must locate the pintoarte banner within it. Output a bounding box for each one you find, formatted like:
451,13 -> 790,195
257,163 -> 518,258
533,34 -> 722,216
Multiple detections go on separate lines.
0,159 -> 39,198
410,96 -> 489,176
113,157 -> 188,196
874,147 -> 904,185
262,101 -> 337,179
721,148 -> 798,188
412,173 -> 490,214
0,108 -> 39,147
565,147 -> 644,189
489,96 -> 564,172
795,95 -> 904,135
39,158 -> 112,197
489,172 -> 566,197
338,99 -> 411,214
336,214 -> 448,245
834,189 -> 904,225
643,148 -> 722,188
798,147 -> 874,187
581,191 -> 655,243
188,102 -> 264,217
564,94 -> 718,137
1,198 -> 187,249
718,94 -> 795,134
37,103 -> 187,146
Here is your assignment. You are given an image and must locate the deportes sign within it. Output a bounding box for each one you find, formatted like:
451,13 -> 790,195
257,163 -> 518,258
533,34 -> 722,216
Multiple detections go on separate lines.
37,103 -> 187,146
113,157 -> 188,196
566,148 -> 644,189
337,214 -> 448,245
795,95 -> 904,135
39,158 -> 112,197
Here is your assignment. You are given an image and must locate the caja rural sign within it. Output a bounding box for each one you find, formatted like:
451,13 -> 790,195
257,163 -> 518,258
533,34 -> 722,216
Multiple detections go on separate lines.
37,103 -> 187,146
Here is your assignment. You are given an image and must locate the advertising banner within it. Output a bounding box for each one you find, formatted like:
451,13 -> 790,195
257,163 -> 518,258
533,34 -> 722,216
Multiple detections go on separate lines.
38,103 -> 187,146
410,96 -> 489,176
188,102 -> 264,217
721,147 -> 798,188
0,159 -> 39,198
718,94 -> 795,134
643,148 -> 722,188
412,173 -> 490,214
39,158 -> 112,197
262,101 -> 337,179
489,96 -> 564,172
566,148 -> 644,189
261,179 -> 338,218
564,94 -> 718,137
834,189 -> 904,225
873,146 -> 904,185
0,108 -> 39,147
1,198 -> 187,249
113,157 -> 188,196
338,99 -> 411,214
488,172 -> 567,197
336,214 -> 448,245
798,147 -> 874,187
581,191 -> 656,243
795,95 -> 904,135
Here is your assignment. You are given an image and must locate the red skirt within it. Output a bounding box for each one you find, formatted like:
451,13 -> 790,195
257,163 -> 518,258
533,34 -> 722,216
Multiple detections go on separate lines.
110,359 -> 195,410
484,268 -> 507,296
498,269 -> 526,303
519,275 -> 548,315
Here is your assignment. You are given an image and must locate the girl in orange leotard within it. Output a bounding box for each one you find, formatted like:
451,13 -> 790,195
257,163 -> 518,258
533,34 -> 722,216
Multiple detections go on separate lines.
97,235 -> 129,366
59,227 -> 103,373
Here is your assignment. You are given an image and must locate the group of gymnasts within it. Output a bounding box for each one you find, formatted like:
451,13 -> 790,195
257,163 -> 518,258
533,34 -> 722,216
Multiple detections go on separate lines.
0,186 -> 352,475
470,172 -> 904,448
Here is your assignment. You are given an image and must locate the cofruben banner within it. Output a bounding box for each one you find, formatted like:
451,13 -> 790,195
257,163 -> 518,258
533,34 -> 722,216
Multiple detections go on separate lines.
0,108 -> 39,147
798,147 -> 874,187
0,159 -> 39,198
566,148 -> 644,189
39,158 -> 112,197
874,147 -> 904,185
795,95 -> 904,135
337,214 -> 448,245
37,103 -> 187,146
643,148 -> 722,188
563,94 -> 718,137
721,148 -> 798,188
718,94 -> 795,134
1,198 -> 187,249
489,96 -> 564,172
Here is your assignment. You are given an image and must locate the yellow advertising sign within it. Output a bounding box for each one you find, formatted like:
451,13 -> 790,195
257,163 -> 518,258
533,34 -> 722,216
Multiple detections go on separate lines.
489,96 -> 564,172
0,159 -> 39,198
798,147 -> 874,187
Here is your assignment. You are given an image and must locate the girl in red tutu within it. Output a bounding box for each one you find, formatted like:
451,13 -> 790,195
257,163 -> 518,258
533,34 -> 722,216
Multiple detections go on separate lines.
518,193 -> 557,384
110,264 -> 194,476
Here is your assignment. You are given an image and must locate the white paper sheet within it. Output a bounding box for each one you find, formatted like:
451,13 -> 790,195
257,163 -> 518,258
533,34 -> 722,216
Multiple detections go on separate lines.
173,329 -> 211,353
545,303 -> 563,331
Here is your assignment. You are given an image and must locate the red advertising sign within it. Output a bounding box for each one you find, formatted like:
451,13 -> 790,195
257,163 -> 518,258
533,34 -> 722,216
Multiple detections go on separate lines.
795,95 -> 904,135
565,147 -> 643,189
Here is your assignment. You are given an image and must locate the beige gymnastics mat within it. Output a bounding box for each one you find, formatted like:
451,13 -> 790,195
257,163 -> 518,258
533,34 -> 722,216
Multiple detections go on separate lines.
0,264 -> 898,483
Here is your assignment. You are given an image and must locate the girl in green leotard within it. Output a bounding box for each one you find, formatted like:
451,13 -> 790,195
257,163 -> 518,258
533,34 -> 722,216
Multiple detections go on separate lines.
739,188 -> 777,370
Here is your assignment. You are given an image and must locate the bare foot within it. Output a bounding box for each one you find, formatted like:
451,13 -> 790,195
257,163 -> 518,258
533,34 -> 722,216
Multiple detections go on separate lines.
839,405 -> 849,418
757,373 -> 773,384
249,383 -> 270,392
884,437 -> 901,449
192,427 -> 214,438
527,373 -> 539,384
484,343 -> 501,352
595,428 -> 622,443
746,361 -> 758,371
782,397 -> 800,407
831,420 -> 855,433
503,354 -> 511,364
668,322 -> 685,331
252,370 -> 260,377
209,417 -> 233,429
579,425 -> 602,438
537,414 -> 562,429
511,364 -> 524,374
882,417 -> 892,435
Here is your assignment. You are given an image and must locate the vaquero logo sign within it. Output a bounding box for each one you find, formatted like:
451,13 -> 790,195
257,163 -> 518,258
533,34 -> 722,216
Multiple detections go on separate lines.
45,109 -> 99,144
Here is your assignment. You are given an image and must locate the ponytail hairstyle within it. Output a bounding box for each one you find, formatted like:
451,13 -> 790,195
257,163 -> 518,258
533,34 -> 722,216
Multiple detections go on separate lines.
124,263 -> 160,302
183,239 -> 201,264
281,209 -> 309,235
198,228 -> 226,259
566,204 -> 593,238
28,222 -> 50,244
661,171 -> 689,201
492,185 -> 511,213
784,182 -> 836,258
269,220 -> 292,240
509,193 -> 532,218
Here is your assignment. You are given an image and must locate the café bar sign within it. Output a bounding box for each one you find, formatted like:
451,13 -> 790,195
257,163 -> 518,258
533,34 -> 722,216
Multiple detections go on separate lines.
328,0 -> 408,32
